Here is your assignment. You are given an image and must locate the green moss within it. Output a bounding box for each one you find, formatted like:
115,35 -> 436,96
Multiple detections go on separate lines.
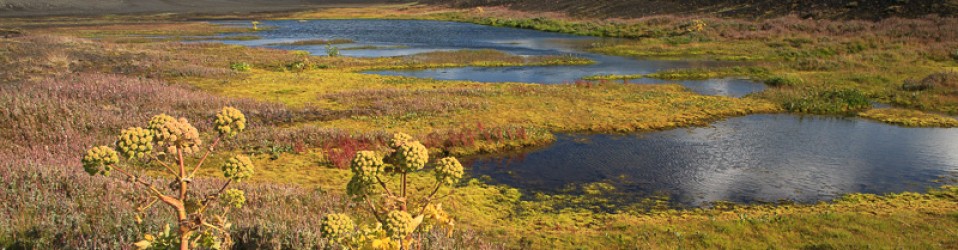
765,74 -> 805,87
858,108 -> 958,127
644,67 -> 771,80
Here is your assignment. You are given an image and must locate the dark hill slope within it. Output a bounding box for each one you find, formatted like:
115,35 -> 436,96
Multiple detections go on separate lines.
420,0 -> 958,20
0,0 -> 399,17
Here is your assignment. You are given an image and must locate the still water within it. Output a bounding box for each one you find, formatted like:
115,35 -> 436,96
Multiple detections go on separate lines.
469,115 -> 958,205
211,20 -> 958,205
213,19 -> 765,97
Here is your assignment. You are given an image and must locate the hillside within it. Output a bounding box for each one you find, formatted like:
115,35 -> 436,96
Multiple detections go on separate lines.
420,0 -> 958,20
0,0 -> 398,17
4,0 -> 955,19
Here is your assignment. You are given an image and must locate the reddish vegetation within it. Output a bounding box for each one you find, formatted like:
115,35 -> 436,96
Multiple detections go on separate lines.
421,123 -> 529,150
321,133 -> 383,169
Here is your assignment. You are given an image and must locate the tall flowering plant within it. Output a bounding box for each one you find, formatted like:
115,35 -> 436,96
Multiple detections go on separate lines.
81,107 -> 252,250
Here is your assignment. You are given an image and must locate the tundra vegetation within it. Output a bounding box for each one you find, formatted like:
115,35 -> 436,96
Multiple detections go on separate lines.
2,4 -> 958,249
320,133 -> 463,249
81,107 -> 252,250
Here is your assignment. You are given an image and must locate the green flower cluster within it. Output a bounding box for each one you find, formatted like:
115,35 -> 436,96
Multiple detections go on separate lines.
319,213 -> 354,242
214,107 -> 246,138
222,155 -> 254,181
346,176 -> 372,199
434,157 -> 464,185
154,117 -> 202,154
388,133 -> 413,149
82,146 -> 119,176
383,210 -> 414,239
350,151 -> 383,182
147,114 -> 175,134
219,189 -> 246,208
392,140 -> 428,172
116,127 -> 153,160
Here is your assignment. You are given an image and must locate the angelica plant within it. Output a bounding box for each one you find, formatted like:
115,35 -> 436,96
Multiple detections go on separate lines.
321,133 -> 463,249
81,107 -> 251,250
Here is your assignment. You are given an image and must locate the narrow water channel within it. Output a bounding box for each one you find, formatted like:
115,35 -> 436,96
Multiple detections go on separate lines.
213,19 -> 766,97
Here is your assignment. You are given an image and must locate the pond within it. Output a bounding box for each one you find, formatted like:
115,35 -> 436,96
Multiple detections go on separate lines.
212,19 -> 765,97
467,115 -> 958,206
210,19 -> 958,206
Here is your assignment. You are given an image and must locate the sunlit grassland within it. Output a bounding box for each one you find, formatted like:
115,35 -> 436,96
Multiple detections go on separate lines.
5,11 -> 958,250
190,68 -> 777,135
221,7 -> 958,248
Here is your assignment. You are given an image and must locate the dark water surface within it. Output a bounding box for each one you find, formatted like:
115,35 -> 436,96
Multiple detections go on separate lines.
213,19 -> 765,97
211,20 -> 958,205
469,115 -> 958,205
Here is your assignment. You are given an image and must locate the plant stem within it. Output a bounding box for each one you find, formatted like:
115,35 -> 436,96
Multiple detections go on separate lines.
180,232 -> 190,250
197,179 -> 232,214
172,146 -> 193,250
150,155 -> 178,176
375,176 -> 395,197
112,165 -> 164,197
401,173 -> 407,211
190,136 -> 221,178
418,183 -> 443,216
177,147 -> 187,201
363,195 -> 385,224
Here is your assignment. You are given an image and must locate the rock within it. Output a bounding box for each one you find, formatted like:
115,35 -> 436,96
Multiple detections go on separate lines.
845,1 -> 858,8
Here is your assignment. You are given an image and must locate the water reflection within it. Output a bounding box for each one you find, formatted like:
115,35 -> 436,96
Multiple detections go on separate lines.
211,19 -> 765,96
468,114 -> 958,206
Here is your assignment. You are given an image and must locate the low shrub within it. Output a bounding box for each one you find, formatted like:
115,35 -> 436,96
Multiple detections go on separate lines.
229,62 -> 252,72
902,72 -> 958,91
765,75 -> 804,87
783,89 -> 871,114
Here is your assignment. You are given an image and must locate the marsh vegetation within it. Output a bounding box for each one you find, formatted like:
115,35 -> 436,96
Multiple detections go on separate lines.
2,3 -> 958,249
